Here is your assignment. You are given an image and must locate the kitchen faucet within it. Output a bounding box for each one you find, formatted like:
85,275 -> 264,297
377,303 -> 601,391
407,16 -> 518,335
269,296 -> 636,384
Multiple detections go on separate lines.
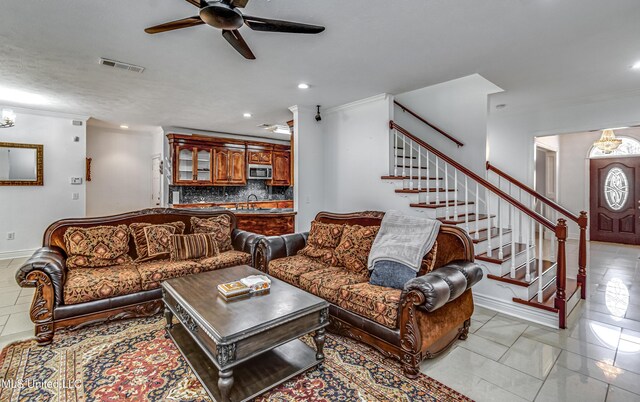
247,194 -> 258,210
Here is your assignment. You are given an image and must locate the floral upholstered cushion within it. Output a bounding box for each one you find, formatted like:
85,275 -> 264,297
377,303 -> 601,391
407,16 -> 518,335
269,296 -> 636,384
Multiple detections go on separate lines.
190,215 -> 233,252
194,250 -> 251,272
337,283 -> 402,329
419,240 -> 438,275
268,255 -> 327,286
64,265 -> 142,305
298,221 -> 345,266
334,225 -> 381,276
130,222 -> 186,263
64,225 -> 133,268
298,267 -> 368,304
136,260 -> 201,291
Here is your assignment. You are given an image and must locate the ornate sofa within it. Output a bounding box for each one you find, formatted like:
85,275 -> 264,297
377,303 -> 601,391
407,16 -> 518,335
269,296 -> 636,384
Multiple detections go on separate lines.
16,208 -> 263,345
255,211 -> 483,378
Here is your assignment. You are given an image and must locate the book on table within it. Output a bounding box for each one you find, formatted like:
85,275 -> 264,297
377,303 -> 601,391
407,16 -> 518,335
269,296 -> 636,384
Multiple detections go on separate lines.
217,275 -> 271,299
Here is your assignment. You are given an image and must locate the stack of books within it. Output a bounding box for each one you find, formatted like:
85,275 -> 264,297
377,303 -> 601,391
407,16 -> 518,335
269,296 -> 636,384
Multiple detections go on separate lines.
217,275 -> 271,300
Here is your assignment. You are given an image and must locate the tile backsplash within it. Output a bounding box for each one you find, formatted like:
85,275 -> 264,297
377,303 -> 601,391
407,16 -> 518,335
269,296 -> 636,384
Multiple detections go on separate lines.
170,180 -> 293,204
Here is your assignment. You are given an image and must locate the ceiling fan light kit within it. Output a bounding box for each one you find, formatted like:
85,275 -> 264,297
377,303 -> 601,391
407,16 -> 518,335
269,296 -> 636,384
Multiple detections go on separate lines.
145,0 -> 325,60
1,109 -> 16,128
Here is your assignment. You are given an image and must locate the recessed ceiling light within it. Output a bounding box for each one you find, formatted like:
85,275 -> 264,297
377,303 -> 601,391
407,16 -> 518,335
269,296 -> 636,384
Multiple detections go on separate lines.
297,83 -> 310,89
0,87 -> 51,105
243,113 -> 252,118
632,61 -> 640,70
120,125 -> 129,129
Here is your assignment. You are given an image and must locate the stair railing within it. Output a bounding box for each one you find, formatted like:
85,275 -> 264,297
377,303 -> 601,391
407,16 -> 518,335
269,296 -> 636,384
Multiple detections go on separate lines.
390,120 -> 571,328
394,100 -> 465,147
487,161 -> 587,299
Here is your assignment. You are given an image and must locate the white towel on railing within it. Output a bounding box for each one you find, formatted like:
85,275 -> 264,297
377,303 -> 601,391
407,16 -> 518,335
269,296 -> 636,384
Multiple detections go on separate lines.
367,210 -> 441,273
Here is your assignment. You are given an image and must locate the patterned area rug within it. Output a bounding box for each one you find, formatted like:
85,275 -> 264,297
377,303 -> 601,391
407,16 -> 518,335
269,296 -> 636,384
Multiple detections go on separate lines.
0,316 -> 471,401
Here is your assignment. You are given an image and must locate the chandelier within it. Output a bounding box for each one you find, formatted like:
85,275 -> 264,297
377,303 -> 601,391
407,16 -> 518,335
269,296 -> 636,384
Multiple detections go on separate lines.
0,109 -> 15,128
593,129 -> 622,154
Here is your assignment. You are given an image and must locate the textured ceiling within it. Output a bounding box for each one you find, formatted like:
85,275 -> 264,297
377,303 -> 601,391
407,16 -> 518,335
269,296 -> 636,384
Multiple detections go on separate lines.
1,0 -> 640,136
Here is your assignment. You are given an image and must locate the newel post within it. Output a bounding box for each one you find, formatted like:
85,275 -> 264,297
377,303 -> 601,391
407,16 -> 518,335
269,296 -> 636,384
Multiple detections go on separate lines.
577,211 -> 588,299
555,219 -> 567,329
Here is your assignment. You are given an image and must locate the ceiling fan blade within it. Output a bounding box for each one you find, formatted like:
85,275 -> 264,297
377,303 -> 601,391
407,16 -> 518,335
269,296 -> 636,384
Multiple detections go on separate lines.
221,29 -> 256,59
145,16 -> 204,34
243,16 -> 325,34
184,0 -> 201,7
231,0 -> 249,8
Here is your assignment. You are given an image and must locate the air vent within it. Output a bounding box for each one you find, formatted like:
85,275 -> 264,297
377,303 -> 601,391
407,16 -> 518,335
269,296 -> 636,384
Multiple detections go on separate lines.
98,58 -> 145,73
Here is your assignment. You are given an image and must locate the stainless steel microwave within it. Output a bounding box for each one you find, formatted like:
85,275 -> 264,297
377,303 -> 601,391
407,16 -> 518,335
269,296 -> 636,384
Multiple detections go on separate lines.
248,164 -> 272,179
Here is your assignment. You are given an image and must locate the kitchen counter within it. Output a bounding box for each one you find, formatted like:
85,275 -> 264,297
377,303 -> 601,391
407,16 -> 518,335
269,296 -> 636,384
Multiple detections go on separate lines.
178,207 -> 296,236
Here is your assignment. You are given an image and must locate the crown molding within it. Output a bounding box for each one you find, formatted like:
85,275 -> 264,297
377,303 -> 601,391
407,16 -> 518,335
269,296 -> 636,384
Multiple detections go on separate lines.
0,105 -> 89,121
325,93 -> 390,114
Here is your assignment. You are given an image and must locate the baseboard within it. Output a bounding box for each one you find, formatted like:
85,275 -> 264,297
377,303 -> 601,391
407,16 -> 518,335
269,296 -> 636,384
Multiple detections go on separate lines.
0,248 -> 38,260
474,292 -> 559,329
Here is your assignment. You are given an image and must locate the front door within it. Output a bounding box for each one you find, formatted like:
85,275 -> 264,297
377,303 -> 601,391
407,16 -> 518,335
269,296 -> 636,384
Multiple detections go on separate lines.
590,157 -> 640,244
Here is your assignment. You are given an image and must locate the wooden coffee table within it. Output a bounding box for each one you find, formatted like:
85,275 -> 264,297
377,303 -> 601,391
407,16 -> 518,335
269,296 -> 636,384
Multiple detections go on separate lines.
162,265 -> 329,402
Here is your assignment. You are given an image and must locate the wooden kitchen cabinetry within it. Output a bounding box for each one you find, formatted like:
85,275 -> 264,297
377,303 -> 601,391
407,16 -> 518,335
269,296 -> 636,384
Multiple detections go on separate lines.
269,151 -> 291,186
174,145 -> 213,185
214,147 -> 246,186
248,150 -> 272,165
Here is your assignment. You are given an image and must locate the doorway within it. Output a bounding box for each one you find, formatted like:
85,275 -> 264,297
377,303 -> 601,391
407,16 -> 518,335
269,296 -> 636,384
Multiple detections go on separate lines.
590,156 -> 640,244
534,145 -> 557,221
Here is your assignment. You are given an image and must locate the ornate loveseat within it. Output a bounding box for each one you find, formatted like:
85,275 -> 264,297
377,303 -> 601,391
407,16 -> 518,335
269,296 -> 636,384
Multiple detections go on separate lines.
256,211 -> 483,378
16,208 -> 263,345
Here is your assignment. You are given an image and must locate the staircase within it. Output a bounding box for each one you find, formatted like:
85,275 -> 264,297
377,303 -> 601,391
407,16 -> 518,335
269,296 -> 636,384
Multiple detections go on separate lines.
384,104 -> 587,329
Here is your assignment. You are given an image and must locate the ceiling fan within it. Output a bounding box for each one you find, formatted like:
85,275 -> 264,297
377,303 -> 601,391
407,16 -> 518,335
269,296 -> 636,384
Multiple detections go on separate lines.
145,0 -> 325,60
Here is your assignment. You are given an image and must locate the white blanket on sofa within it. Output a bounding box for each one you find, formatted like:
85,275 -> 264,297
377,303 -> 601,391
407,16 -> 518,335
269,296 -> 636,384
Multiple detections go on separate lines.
367,210 -> 441,272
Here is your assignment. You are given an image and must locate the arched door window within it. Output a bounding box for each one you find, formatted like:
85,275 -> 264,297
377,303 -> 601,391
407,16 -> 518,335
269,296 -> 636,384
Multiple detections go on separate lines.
589,137 -> 640,158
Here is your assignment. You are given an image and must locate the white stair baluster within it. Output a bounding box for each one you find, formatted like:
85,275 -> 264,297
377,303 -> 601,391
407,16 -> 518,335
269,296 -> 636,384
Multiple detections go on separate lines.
525,217 -> 531,282
538,222 -> 544,303
465,175 -> 469,232
394,129 -> 398,177
508,182 -> 513,229
425,152 -> 430,204
417,147 -> 421,192
518,188 -> 523,242
474,182 -> 480,239
445,164 -> 450,218
409,140 -> 414,190
486,188 -> 492,254
550,210 -> 556,262
402,135 -> 406,177
454,169 -> 459,219
498,185 -> 504,259
510,205 -> 516,278
435,156 -> 440,204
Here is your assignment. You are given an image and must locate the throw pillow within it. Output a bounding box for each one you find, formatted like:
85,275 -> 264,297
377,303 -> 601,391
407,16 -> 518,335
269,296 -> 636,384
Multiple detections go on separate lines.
190,215 -> 233,252
334,224 -> 381,275
370,261 -> 417,290
64,225 -> 133,268
170,233 -> 219,261
298,221 -> 345,266
419,240 -> 438,275
130,221 -> 186,262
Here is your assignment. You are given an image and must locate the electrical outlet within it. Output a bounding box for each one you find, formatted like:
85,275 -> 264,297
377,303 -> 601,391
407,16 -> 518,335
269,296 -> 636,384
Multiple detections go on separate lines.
7,232 -> 15,240
72,193 -> 79,200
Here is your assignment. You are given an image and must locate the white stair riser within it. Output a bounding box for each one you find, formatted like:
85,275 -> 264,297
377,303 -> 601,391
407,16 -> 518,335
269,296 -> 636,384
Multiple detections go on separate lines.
455,216 -> 495,231
477,245 -> 535,276
473,231 -> 513,253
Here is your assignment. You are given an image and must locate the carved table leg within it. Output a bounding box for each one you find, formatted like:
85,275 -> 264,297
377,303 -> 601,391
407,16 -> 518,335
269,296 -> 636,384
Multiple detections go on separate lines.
218,369 -> 234,402
313,328 -> 326,360
164,308 -> 173,338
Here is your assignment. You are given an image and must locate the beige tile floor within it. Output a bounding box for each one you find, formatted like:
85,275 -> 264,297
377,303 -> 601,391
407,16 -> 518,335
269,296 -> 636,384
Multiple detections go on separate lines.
2,240 -> 640,401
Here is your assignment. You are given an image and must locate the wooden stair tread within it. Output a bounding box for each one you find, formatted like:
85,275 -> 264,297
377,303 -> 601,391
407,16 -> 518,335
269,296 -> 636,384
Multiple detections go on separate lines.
475,242 -> 529,263
513,278 -> 580,313
410,201 -> 473,209
381,175 -> 443,180
396,188 -> 456,194
471,228 -> 513,243
487,259 -> 555,287
438,213 -> 493,225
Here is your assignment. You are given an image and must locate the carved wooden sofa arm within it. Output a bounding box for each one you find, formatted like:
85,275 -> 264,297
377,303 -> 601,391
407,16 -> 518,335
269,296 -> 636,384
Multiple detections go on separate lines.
15,246 -> 67,345
254,232 -> 309,272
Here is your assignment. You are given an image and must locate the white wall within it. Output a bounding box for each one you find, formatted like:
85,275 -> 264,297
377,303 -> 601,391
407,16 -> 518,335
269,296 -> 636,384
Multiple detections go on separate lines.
0,109 -> 87,257
292,106 -> 326,232
86,125 -> 163,217
395,74 -> 503,176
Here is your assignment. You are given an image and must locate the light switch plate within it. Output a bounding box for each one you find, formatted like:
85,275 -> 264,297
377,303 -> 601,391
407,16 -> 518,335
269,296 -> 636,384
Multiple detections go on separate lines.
70,177 -> 83,185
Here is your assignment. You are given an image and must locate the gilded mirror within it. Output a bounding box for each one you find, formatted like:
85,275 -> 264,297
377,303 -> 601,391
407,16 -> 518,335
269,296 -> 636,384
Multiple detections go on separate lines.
0,142 -> 43,186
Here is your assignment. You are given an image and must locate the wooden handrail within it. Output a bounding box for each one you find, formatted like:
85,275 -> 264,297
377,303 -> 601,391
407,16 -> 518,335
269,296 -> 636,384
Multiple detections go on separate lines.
486,161 -> 582,223
394,100 -> 465,148
390,121 -> 556,231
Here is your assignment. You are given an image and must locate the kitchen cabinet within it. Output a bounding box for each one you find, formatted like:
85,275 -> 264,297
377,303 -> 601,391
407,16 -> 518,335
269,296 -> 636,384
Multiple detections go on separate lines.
248,151 -> 272,165
214,147 -> 246,186
174,145 -> 213,185
269,151 -> 291,186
